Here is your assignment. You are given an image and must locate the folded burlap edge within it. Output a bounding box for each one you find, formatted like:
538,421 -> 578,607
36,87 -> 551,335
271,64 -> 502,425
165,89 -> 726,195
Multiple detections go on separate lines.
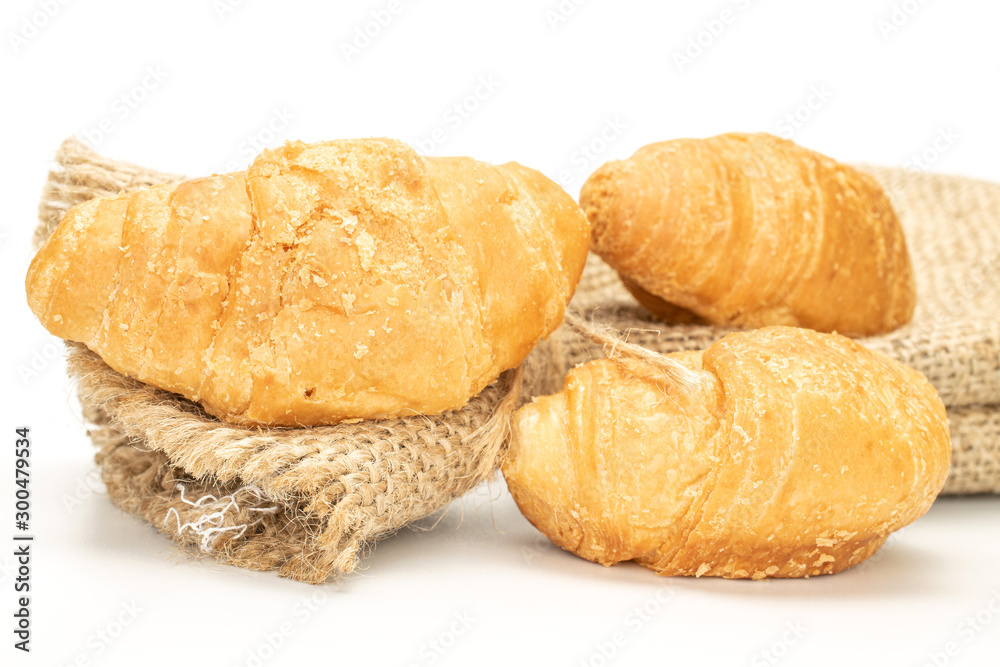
71,342 -> 521,583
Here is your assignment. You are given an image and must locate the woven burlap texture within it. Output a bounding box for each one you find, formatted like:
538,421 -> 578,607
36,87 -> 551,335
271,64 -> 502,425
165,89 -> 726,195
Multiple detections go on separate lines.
38,139 -> 522,584
531,166 -> 1000,495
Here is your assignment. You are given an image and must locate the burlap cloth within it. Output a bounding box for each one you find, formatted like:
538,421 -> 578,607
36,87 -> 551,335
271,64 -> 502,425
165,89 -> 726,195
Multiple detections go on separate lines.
34,141 -> 999,584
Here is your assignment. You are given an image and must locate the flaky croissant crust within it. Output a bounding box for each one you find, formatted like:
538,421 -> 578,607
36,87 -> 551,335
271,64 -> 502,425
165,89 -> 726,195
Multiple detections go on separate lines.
503,326 -> 950,579
582,133 -> 916,335
26,139 -> 589,426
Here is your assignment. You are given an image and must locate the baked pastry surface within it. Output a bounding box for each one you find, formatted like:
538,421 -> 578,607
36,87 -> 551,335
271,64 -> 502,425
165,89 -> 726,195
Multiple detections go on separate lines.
581,132 -> 915,335
503,326 -> 950,578
26,138 -> 589,426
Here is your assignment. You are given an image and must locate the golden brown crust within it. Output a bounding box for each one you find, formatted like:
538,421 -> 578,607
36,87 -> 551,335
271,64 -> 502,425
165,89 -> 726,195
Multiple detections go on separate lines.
502,326 -> 951,579
581,133 -> 916,336
26,138 -> 589,426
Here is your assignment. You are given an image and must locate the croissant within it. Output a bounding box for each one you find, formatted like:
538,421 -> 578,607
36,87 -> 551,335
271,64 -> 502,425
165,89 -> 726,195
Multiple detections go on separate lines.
581,132 -> 916,335
502,326 -> 950,578
26,138 -> 589,426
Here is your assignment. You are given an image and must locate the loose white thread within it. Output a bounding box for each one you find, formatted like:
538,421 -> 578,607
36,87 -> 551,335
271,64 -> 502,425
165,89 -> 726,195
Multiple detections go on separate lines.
163,482 -> 279,552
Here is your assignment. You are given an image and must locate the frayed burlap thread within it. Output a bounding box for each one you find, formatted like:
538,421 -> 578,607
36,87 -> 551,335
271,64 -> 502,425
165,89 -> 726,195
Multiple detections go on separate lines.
39,139 -> 522,583
530,165 -> 1000,495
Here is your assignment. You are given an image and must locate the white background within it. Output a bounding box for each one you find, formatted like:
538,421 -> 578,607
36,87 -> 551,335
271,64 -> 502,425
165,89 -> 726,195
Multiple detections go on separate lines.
2,1 -> 1000,665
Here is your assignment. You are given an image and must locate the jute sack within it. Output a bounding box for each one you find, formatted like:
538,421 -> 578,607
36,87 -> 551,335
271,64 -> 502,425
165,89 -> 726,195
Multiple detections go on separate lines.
531,165 -> 1000,495
37,139 -> 521,584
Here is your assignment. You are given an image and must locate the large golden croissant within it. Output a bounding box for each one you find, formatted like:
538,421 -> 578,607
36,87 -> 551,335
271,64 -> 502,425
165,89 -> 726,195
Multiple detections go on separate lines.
502,326 -> 950,579
26,138 -> 589,426
581,133 -> 915,335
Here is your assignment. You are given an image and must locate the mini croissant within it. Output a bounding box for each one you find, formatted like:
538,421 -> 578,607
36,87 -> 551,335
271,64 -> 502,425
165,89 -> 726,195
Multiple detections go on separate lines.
581,133 -> 916,335
26,138 -> 590,426
503,326 -> 950,578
